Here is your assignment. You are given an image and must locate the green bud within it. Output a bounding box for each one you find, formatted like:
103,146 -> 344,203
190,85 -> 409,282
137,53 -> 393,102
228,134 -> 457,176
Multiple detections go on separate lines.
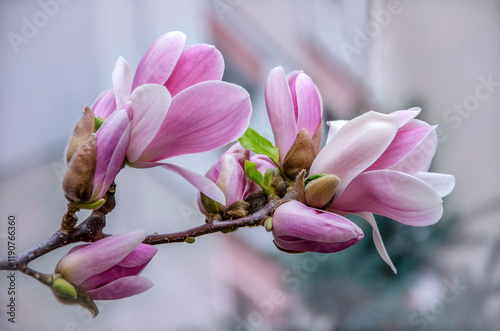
51,275 -> 99,317
304,174 -> 340,209
264,217 -> 273,232
52,278 -> 77,300
185,237 -> 196,244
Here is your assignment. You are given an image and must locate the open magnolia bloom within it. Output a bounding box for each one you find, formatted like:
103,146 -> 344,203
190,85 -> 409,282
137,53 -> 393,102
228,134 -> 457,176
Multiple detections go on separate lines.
90,31 -> 252,204
205,66 -> 455,273
272,108 -> 454,273
309,108 -> 456,272
54,230 -> 157,301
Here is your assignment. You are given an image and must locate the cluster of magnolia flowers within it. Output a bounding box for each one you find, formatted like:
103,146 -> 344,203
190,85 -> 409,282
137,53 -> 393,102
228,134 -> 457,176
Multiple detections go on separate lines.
57,31 -> 455,305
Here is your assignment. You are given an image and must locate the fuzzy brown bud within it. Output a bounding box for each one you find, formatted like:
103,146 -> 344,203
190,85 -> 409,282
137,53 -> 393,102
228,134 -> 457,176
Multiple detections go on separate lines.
282,129 -> 316,180
62,135 -> 96,203
244,191 -> 268,214
304,174 -> 340,209
225,200 -> 250,219
65,107 -> 95,164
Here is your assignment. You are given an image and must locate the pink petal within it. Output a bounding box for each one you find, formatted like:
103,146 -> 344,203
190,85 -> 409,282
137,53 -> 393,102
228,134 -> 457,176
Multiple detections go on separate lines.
93,109 -> 131,201
80,264 -> 147,291
325,120 -> 348,142
206,142 -> 249,183
333,170 -> 444,226
87,276 -> 153,300
117,243 -> 158,268
164,44 -> 224,97
126,84 -> 172,163
365,125 -> 437,172
310,111 -> 399,198
136,81 -> 251,162
390,107 -> 421,127
112,56 -> 133,110
92,89 -> 116,119
294,73 -> 323,138
265,66 -> 297,162
58,230 -> 147,286
131,161 -> 226,204
131,31 -> 186,89
390,121 -> 438,175
353,211 -> 397,273
287,70 -> 302,121
216,155 -> 246,206
414,172 -> 456,198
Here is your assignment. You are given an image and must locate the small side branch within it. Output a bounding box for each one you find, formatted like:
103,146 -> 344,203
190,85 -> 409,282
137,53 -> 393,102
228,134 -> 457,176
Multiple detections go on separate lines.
144,198 -> 279,245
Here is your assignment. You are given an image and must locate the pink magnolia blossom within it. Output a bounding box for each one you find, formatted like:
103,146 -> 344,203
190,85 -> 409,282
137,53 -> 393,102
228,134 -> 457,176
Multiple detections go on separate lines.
309,108 -> 455,273
272,200 -> 363,253
257,67 -> 454,272
265,66 -> 322,163
200,143 -> 274,212
92,31 -> 252,204
55,230 -> 157,300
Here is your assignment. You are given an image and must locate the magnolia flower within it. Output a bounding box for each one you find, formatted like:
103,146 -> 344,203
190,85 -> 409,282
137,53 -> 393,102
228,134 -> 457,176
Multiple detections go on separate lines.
272,200 -> 363,253
55,230 -> 157,300
254,67 -> 454,272
202,143 -> 274,210
63,107 -> 131,206
92,31 -> 252,204
309,108 -> 456,272
265,66 -> 322,165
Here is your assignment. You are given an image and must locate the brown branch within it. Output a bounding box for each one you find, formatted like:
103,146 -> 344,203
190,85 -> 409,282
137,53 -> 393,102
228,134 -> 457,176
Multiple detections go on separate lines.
0,184 -> 116,271
143,198 -> 279,245
0,186 -> 285,271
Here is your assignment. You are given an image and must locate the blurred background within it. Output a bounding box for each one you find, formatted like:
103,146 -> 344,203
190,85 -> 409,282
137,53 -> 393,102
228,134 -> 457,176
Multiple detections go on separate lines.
0,0 -> 499,330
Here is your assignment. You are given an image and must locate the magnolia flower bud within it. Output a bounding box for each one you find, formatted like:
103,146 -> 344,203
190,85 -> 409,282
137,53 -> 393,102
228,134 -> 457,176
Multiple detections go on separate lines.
55,230 -> 157,302
282,129 -> 316,180
62,135 -> 97,203
65,107 -> 95,164
272,201 -> 363,253
304,174 -> 340,209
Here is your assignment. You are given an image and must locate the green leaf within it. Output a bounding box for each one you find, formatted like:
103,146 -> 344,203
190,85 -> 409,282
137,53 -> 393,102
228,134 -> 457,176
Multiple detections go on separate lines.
305,174 -> 325,186
264,168 -> 275,188
244,160 -> 273,196
239,128 -> 280,166
94,117 -> 105,132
